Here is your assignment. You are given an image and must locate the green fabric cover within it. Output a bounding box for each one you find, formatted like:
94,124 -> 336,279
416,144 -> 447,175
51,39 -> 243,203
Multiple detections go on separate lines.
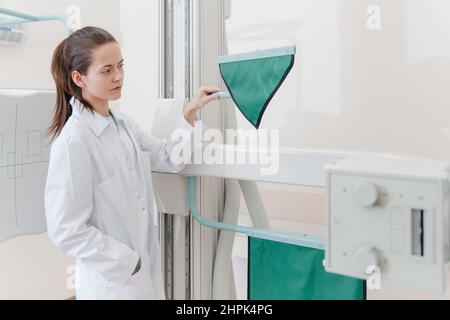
248,237 -> 366,300
219,55 -> 294,129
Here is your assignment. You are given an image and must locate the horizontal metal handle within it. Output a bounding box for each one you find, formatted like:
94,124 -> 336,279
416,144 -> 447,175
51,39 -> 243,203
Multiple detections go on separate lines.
188,176 -> 324,250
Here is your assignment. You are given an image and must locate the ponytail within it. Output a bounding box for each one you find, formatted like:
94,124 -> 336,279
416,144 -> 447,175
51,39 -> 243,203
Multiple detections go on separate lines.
48,38 -> 72,141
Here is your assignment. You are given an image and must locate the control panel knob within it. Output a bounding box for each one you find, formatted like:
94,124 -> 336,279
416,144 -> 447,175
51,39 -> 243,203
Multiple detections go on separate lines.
354,182 -> 380,207
354,245 -> 379,272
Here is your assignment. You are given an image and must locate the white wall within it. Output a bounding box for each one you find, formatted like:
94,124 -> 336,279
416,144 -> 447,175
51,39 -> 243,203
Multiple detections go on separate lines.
0,0 -> 160,299
226,0 -> 450,161
0,234 -> 74,300
0,0 -> 122,90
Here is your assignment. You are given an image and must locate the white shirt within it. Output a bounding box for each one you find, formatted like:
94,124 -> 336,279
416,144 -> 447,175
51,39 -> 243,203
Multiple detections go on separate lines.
44,97 -> 197,300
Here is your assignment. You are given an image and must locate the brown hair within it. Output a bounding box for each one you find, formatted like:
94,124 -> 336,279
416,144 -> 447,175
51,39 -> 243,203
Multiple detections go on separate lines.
48,26 -> 117,140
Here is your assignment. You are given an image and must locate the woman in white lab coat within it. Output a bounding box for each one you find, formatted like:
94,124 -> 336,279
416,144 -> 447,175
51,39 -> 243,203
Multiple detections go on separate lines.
44,26 -> 220,300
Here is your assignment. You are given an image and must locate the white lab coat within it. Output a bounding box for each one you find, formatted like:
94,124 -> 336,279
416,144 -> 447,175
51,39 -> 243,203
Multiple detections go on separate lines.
45,97 -> 195,300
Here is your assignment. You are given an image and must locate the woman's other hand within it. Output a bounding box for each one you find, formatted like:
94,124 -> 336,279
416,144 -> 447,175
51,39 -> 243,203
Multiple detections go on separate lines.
183,86 -> 223,126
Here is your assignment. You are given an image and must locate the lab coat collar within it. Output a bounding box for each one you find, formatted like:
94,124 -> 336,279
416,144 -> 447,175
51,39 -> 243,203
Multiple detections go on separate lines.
70,97 -> 125,137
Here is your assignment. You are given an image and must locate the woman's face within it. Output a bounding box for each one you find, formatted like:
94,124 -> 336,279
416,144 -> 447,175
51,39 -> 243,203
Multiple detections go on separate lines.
81,42 -> 124,102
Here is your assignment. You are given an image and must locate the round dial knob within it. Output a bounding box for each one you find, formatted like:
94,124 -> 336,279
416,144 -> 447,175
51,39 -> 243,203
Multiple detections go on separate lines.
354,182 -> 380,207
354,245 -> 379,272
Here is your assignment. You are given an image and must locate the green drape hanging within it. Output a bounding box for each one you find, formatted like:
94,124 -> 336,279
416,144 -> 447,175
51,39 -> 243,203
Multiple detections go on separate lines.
248,237 -> 366,300
218,46 -> 295,129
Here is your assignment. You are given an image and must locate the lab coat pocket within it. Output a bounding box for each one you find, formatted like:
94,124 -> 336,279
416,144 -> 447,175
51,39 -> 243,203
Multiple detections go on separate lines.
95,171 -> 120,190
93,171 -> 130,237
106,257 -> 148,300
